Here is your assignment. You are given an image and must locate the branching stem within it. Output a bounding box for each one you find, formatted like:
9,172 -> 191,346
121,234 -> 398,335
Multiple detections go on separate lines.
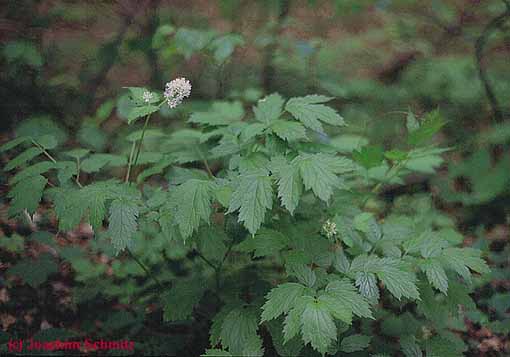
126,247 -> 164,290
475,3 -> 510,122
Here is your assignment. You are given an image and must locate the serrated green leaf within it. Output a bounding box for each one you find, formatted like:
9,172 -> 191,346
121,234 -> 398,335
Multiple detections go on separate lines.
5,146 -> 42,171
288,263 -> 317,287
270,156 -> 302,214
107,198 -> 139,253
354,212 -> 382,243
220,307 -> 261,356
236,228 -> 288,258
48,187 -> 88,231
10,161 -> 55,184
421,259 -> 448,294
285,95 -> 345,133
318,293 -> 352,324
8,174 -> 47,216
377,258 -> 420,300
83,183 -> 110,231
355,271 -> 380,303
283,297 -> 307,343
240,123 -> 266,142
401,335 -> 423,357
439,247 -> 489,282
340,334 -> 371,353
261,283 -> 306,322
253,93 -> 284,124
227,171 -> 273,235
210,306 -> 231,346
213,179 -> 233,208
270,120 -> 307,141
294,153 -> 348,202
163,277 -> 206,321
325,279 -> 373,319
266,319 -> 303,357
301,298 -> 337,355
167,179 -> 214,239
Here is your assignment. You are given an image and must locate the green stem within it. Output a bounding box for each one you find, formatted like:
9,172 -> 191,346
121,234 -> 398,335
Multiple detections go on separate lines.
126,247 -> 163,290
125,141 -> 137,183
195,250 -> 219,270
132,114 -> 151,169
29,138 -> 62,187
30,138 -> 57,163
202,158 -> 214,178
194,146 -> 214,178
75,157 -> 81,187
215,242 -> 234,290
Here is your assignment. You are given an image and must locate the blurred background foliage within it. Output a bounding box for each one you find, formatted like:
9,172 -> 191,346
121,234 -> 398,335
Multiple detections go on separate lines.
1,0 -> 509,355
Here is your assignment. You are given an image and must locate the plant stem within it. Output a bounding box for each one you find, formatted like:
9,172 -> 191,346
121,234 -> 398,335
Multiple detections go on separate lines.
195,250 -> 218,270
30,138 -> 57,163
132,114 -> 151,169
215,243 -> 234,290
125,141 -> 137,183
203,158 -> 214,178
475,3 -> 510,123
75,157 -> 81,187
126,247 -> 164,290
194,146 -> 214,178
29,138 -> 63,187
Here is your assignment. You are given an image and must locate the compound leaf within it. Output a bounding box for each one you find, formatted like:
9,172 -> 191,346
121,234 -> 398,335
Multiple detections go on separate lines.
285,95 -> 345,133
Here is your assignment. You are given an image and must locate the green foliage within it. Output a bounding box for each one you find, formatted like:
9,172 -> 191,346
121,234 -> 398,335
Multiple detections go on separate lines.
163,277 -> 207,321
1,88 -> 491,356
7,253 -> 58,287
108,197 -> 140,253
7,174 -> 47,216
227,170 -> 273,235
285,95 -> 345,133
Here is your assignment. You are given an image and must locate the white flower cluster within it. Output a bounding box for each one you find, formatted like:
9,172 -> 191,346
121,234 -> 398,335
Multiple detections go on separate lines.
322,219 -> 338,240
164,77 -> 191,108
142,90 -> 154,103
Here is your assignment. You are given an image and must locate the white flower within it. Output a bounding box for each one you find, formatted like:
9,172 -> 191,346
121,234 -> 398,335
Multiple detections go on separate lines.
322,219 -> 338,240
164,77 -> 191,108
142,90 -> 153,103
